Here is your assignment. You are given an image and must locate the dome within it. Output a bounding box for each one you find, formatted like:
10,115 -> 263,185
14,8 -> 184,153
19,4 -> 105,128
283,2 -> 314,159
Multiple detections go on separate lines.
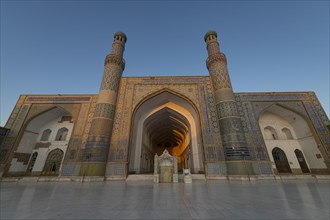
114,32 -> 127,42
204,30 -> 217,42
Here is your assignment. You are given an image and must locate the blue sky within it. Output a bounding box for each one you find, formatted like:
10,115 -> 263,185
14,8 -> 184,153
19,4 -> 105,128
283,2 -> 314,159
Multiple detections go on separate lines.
1,1 -> 329,126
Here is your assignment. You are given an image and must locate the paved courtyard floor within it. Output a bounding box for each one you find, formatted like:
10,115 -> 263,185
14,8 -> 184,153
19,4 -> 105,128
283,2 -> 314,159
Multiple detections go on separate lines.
0,179 -> 329,219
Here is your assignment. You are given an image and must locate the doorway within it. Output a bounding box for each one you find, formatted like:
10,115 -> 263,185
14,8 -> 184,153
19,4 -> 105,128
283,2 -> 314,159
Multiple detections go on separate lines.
294,149 -> 310,173
272,147 -> 292,173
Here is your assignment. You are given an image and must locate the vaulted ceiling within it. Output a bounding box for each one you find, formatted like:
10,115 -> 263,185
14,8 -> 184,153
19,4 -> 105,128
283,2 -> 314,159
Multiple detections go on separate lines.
144,107 -> 189,149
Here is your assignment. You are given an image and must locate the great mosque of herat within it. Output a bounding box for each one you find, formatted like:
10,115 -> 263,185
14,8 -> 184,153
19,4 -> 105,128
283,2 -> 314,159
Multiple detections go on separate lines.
0,31 -> 329,181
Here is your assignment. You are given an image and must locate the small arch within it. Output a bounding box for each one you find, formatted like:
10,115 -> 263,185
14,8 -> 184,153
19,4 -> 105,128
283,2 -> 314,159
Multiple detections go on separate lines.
264,126 -> 278,140
26,152 -> 38,173
40,129 -> 52,141
294,149 -> 310,173
282,127 -> 293,140
272,147 -> 291,173
43,148 -> 64,175
55,127 -> 69,141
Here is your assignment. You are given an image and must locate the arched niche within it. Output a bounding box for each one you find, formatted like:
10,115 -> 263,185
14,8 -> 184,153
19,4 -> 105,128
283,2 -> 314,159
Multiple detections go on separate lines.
8,107 -> 74,176
55,127 -> 69,141
40,129 -> 52,141
129,91 -> 204,174
264,126 -> 278,140
259,104 -> 327,174
43,148 -> 64,175
282,128 -> 293,140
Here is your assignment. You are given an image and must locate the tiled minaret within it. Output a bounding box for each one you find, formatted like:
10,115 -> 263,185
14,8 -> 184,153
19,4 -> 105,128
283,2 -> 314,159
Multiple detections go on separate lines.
205,31 -> 251,173
83,32 -> 127,176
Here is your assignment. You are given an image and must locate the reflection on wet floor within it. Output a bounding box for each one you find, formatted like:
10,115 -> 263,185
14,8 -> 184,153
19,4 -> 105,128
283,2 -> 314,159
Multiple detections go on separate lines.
1,180 -> 329,219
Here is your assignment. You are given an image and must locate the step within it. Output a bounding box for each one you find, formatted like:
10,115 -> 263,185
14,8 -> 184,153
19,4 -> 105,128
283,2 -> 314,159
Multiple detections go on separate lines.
126,174 -> 154,181
314,175 -> 330,180
190,174 -> 206,181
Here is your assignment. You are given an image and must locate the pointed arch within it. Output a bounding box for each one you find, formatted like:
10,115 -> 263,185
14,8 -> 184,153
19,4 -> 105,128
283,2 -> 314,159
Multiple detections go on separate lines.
26,152 -> 38,174
8,106 -> 74,176
42,148 -> 64,175
259,103 -> 327,175
256,103 -> 308,122
55,127 -> 69,141
128,90 -> 204,174
272,147 -> 291,173
132,88 -> 200,118
282,127 -> 293,140
40,129 -> 52,141
264,126 -> 278,140
24,105 -> 74,127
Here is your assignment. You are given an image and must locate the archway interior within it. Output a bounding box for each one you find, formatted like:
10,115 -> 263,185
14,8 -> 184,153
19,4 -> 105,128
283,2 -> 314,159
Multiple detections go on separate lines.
259,104 -> 326,174
129,91 -> 204,174
9,107 -> 73,175
143,107 -> 191,173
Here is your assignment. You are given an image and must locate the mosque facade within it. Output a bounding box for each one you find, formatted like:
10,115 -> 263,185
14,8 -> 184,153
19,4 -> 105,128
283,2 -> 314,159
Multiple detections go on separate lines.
0,31 -> 329,181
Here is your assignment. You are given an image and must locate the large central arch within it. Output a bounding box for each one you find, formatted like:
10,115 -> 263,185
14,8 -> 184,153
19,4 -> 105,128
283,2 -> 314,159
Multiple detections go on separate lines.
129,91 -> 204,174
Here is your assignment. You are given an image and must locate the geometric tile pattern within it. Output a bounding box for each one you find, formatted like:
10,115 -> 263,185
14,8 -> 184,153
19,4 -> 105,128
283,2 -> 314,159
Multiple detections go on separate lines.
93,103 -> 116,119
242,102 -> 269,161
207,162 -> 227,175
85,51 -> 124,167
258,162 -> 273,175
206,44 -> 250,163
304,101 -> 330,155
104,54 -> 125,70
61,164 -> 81,176
0,104 -> 30,163
87,116 -> 113,139
210,65 -> 231,90
219,117 -> 250,160
82,96 -> 97,143
205,78 -> 220,133
105,163 -> 126,176
112,78 -> 127,135
205,146 -> 223,161
206,52 -> 227,69
307,92 -> 330,126
199,85 -> 211,133
80,146 -> 108,162
100,67 -> 122,91
217,101 -> 238,118
65,137 -> 82,162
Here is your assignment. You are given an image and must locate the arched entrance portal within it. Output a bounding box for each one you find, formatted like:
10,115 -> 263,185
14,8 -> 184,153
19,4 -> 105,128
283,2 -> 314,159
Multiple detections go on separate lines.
129,91 -> 204,174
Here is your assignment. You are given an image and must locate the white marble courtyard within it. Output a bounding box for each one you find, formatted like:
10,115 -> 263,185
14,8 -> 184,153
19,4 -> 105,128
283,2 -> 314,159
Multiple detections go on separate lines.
1,179 -> 329,219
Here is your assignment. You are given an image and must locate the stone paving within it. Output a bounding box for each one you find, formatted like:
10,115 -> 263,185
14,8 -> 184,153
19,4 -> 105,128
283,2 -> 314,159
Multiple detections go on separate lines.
1,179 -> 329,219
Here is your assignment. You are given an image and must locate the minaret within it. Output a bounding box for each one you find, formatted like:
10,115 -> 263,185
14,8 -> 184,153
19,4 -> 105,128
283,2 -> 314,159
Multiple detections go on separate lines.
205,31 -> 251,173
83,32 -> 127,176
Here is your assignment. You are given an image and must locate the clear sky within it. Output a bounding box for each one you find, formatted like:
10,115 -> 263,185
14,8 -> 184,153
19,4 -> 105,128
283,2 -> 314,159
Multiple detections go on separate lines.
1,1 -> 329,126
